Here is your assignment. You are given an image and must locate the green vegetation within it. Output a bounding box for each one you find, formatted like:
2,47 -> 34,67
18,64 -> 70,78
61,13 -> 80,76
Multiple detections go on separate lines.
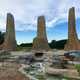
16,46 -> 32,51
17,39 -> 67,50
36,74 -> 46,80
49,39 -> 67,49
19,43 -> 32,47
17,43 -> 32,51
75,64 -> 80,75
0,31 -> 5,45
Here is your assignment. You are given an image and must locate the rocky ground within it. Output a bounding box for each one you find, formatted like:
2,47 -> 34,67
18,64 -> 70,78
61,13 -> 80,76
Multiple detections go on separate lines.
0,50 -> 80,80
0,62 -> 30,80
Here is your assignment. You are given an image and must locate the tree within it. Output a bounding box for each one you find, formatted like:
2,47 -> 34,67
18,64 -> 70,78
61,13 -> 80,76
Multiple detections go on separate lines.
0,31 -> 5,45
49,39 -> 67,49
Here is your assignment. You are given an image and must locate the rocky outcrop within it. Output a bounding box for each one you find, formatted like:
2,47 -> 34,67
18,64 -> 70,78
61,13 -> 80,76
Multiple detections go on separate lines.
0,13 -> 17,51
64,7 -> 80,51
32,16 -> 50,51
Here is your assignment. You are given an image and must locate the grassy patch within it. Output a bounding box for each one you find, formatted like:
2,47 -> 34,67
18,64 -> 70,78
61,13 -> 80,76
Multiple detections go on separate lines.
75,64 -> 80,75
16,46 -> 32,51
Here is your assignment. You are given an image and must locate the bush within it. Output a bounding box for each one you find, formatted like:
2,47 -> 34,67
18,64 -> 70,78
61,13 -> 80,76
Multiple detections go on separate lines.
0,31 -> 5,44
49,40 -> 67,49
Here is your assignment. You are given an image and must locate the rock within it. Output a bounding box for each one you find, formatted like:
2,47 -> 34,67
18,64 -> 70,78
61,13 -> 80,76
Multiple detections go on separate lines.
0,50 -> 11,55
0,50 -> 11,62
0,62 -> 30,80
0,13 -> 17,51
46,67 -> 80,79
32,16 -> 50,51
64,7 -> 80,51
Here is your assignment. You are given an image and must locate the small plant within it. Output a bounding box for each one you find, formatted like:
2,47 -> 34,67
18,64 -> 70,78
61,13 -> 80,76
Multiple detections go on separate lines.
36,74 -> 46,80
75,64 -> 80,75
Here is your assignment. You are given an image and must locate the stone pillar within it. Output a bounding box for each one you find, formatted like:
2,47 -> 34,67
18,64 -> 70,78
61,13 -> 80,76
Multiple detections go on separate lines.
64,7 -> 80,51
37,16 -> 47,39
32,16 -> 50,51
2,13 -> 17,51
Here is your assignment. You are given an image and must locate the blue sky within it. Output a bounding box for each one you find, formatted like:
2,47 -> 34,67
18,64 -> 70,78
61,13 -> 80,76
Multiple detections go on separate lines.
0,0 -> 80,44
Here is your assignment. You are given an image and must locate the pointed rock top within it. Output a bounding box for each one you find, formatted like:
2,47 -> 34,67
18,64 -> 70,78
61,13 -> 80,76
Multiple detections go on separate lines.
69,7 -> 75,12
7,13 -> 14,18
38,16 -> 45,20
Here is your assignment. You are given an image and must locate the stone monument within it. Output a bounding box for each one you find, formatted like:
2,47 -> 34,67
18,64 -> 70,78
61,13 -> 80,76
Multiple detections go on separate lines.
32,16 -> 50,51
1,13 -> 17,51
64,7 -> 80,51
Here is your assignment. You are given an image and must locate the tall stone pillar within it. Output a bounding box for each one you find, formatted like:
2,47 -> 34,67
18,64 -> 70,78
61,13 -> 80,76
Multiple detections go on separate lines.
37,16 -> 47,39
64,7 -> 80,51
32,16 -> 50,51
2,13 -> 17,51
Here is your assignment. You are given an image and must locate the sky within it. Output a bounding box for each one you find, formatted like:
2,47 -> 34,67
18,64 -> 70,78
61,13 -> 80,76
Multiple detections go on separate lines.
0,0 -> 80,44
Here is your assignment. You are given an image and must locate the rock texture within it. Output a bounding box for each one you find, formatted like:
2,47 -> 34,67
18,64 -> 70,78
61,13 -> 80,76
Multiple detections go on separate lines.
0,13 -> 17,51
64,7 -> 80,51
0,62 -> 30,80
32,16 -> 50,51
46,68 -> 80,79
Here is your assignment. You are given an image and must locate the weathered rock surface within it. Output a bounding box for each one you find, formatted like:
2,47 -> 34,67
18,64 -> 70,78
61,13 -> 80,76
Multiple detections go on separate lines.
64,7 -> 80,51
32,16 -> 50,51
46,67 -> 80,79
0,13 -> 17,51
0,62 -> 30,80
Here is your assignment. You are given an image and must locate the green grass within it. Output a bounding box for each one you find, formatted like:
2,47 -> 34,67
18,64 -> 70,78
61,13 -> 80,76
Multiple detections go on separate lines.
16,46 -> 32,51
75,64 -> 80,75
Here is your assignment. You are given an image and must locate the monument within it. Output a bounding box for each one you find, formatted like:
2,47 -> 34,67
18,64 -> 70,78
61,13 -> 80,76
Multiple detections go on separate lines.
0,13 -> 17,51
32,16 -> 50,51
64,7 -> 80,51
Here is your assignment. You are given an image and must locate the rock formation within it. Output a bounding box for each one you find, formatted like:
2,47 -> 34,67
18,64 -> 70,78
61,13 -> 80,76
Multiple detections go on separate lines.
32,16 -> 50,51
64,7 -> 80,51
1,13 -> 17,51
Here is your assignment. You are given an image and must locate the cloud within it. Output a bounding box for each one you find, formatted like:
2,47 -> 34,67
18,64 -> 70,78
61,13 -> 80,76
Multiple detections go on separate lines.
0,0 -> 80,31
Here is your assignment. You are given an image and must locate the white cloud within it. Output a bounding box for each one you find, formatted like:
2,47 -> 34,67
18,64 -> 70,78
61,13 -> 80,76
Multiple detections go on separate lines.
0,0 -> 80,31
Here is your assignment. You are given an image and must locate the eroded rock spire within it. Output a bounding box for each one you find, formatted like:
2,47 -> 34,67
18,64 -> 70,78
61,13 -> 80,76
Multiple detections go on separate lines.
2,13 -> 17,51
64,7 -> 80,51
32,16 -> 50,51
